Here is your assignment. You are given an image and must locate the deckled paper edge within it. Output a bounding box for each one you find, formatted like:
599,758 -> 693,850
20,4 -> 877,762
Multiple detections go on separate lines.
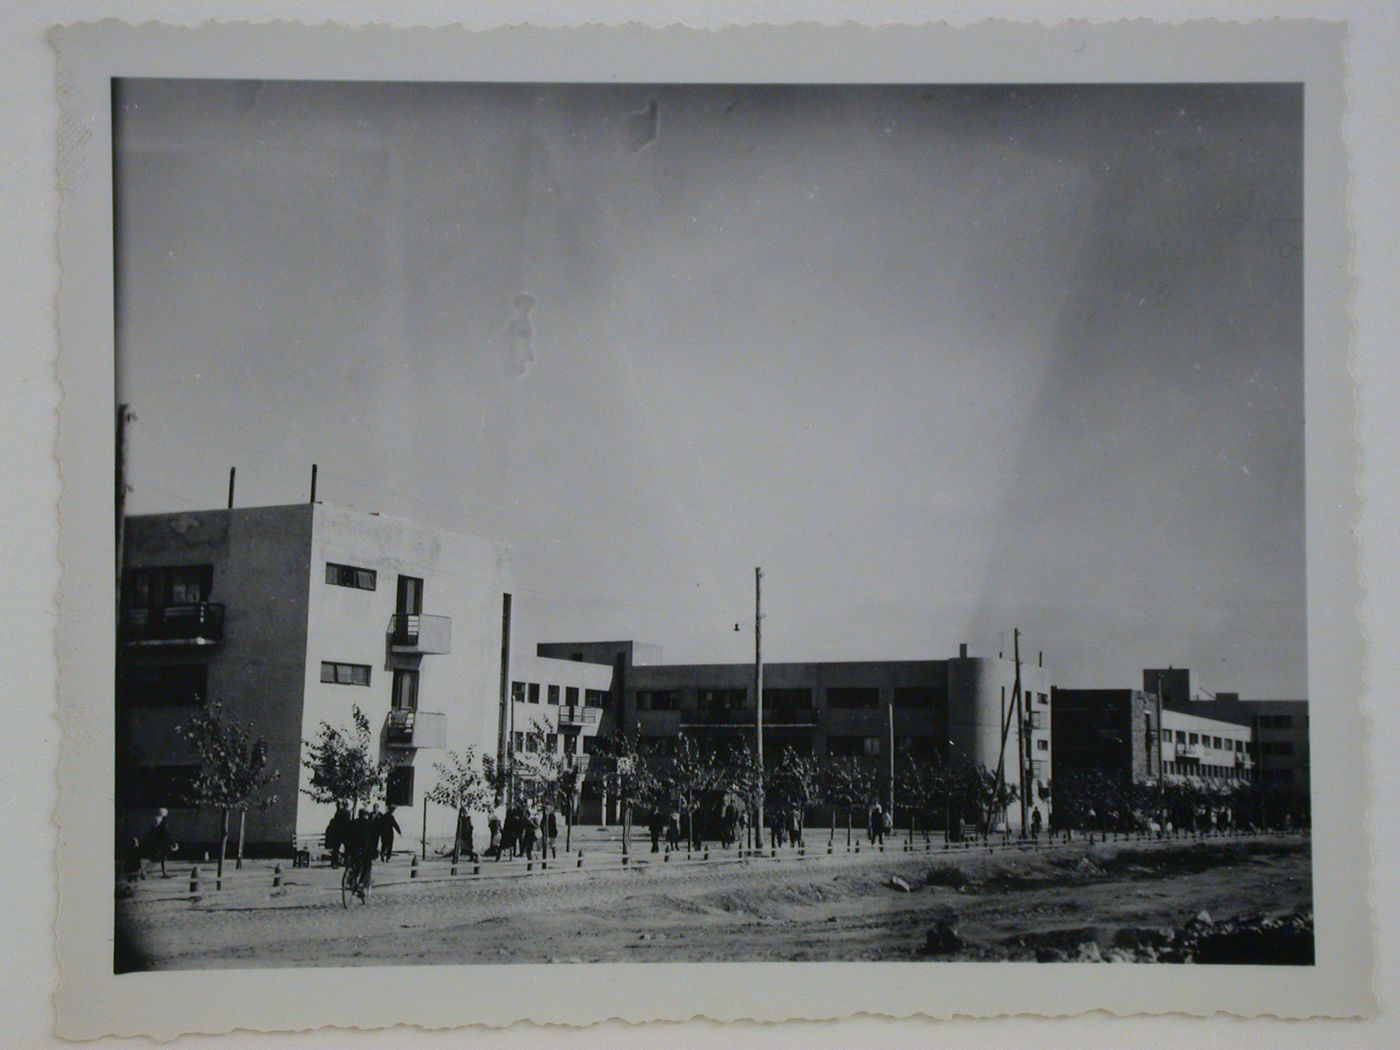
48,16 -> 1374,1040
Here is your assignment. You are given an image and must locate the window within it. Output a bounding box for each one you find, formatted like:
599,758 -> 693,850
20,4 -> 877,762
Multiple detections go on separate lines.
545,733 -> 558,754
528,683 -> 541,704
566,686 -> 579,705
892,687 -> 936,709
1162,729 -> 1173,742
638,690 -> 681,711
1036,738 -> 1049,752
699,688 -> 747,710
386,766 -> 414,807
118,664 -> 207,708
511,681 -> 526,704
1026,710 -> 1044,730
827,687 -> 880,709
862,736 -> 882,756
396,575 -> 424,616
1030,759 -> 1046,779
123,565 -> 214,607
1212,736 -> 1223,750
512,731 -> 524,753
1189,732 -> 1199,745
321,662 -> 371,686
584,689 -> 608,708
392,668 -> 419,710
1038,692 -> 1049,705
325,562 -> 376,590
547,684 -> 561,705
765,688 -> 814,710
524,734 -> 538,754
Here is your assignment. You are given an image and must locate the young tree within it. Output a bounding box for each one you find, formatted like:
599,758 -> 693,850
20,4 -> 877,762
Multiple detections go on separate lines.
177,701 -> 280,879
722,742 -> 767,851
771,747 -> 822,847
821,754 -> 876,849
595,729 -> 658,855
301,705 -> 391,815
662,734 -> 721,851
425,747 -> 493,863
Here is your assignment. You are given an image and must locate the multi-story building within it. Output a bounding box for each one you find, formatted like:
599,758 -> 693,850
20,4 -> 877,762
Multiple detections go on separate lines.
505,653 -> 612,772
1146,672 -> 1310,812
117,502 -> 514,853
533,640 -> 1053,831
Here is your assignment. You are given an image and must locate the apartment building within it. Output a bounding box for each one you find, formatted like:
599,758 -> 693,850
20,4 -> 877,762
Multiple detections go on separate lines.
117,502 -> 513,852
533,640 -> 1053,831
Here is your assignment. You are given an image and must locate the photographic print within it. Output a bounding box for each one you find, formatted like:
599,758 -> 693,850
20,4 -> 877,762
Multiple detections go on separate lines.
53,19 -> 1370,1035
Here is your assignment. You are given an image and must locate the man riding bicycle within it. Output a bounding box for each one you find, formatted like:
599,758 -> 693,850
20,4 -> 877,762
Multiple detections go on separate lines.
343,807 -> 376,902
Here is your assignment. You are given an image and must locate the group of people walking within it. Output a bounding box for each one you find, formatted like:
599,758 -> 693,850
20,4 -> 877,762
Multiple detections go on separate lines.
485,804 -> 559,861
324,804 -> 401,868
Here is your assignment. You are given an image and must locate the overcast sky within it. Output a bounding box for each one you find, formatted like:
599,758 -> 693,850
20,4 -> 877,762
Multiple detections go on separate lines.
115,79 -> 1305,698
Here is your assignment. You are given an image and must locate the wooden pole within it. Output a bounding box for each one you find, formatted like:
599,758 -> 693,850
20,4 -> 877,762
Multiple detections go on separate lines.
309,463 -> 318,503
236,809 -> 246,869
887,702 -> 896,824
754,567 -> 764,845
1014,629 -> 1028,835
227,466 -> 236,509
422,795 -> 429,859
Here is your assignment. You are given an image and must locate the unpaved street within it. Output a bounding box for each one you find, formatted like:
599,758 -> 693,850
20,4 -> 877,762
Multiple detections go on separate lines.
117,835 -> 1311,968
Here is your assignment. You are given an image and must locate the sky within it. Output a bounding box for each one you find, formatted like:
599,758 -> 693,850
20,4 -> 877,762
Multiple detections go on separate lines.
114,80 -> 1305,698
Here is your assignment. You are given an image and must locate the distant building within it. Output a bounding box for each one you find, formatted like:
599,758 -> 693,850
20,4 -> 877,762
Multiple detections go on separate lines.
1146,670 -> 1310,811
117,503 -> 513,853
534,640 -> 1053,831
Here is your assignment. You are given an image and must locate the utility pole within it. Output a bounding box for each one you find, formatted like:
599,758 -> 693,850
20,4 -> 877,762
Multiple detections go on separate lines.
754,567 -> 764,844
1014,629 -> 1028,835
887,702 -> 896,824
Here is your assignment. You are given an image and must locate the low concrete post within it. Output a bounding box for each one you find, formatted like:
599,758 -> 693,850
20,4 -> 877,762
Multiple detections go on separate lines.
577,851 -> 583,869
410,855 -> 420,879
188,867 -> 200,897
272,864 -> 282,889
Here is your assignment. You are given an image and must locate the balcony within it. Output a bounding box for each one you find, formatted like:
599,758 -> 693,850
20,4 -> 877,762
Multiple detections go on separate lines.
388,614 -> 451,655
385,708 -> 447,749
558,705 -> 601,728
120,603 -> 225,646
1175,743 -> 1204,760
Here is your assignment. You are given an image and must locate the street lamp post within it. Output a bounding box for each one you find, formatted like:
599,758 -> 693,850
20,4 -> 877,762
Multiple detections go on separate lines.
754,568 -> 764,850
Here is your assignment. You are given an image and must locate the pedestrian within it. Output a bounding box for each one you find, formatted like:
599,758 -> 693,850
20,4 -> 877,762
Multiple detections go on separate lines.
488,811 -> 503,861
344,808 -> 376,895
666,807 -> 682,852
502,806 -> 520,859
120,834 -> 143,884
770,808 -> 786,850
378,804 -> 402,862
545,808 -> 559,859
142,808 -> 178,879
870,803 -> 885,847
790,807 -> 804,849
521,809 -> 538,861
649,808 -> 665,853
459,810 -> 476,861
1030,807 -> 1043,843
325,805 -> 351,868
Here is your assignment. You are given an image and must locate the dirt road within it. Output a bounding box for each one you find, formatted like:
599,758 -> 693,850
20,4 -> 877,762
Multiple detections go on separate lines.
116,835 -> 1311,969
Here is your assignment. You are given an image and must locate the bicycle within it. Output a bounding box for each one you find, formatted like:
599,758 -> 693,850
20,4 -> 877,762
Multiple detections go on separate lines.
341,854 -> 373,907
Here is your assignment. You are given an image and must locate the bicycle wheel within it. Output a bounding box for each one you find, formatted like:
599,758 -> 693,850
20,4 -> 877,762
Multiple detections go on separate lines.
341,866 -> 351,908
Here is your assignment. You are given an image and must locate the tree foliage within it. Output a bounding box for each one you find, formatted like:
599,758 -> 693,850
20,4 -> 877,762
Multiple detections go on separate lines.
300,705 -> 390,809
177,701 -> 280,814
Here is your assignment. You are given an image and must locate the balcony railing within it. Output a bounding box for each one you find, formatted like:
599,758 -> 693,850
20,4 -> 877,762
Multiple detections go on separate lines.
120,603 -> 225,646
388,613 -> 451,655
558,705 -> 600,727
1174,743 -> 1204,759
385,708 -> 447,749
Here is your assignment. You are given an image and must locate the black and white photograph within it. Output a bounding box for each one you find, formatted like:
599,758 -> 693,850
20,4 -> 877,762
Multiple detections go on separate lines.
44,15 -> 1376,1037
110,74 -> 1316,971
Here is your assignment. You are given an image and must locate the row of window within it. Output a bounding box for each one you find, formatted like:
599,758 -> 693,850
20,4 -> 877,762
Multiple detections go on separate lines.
634,686 -> 954,712
511,682 -> 607,707
511,730 -> 584,755
1163,729 -> 1248,752
122,565 -> 213,607
320,662 -> 420,709
1260,741 -> 1297,757
1164,761 -> 1248,780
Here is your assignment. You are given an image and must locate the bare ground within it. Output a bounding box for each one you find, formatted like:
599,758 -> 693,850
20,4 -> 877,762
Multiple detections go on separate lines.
115,834 -> 1312,969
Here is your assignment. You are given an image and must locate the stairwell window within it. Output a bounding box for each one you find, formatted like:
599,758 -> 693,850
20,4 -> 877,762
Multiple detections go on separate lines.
325,562 -> 377,591
320,662 -> 371,686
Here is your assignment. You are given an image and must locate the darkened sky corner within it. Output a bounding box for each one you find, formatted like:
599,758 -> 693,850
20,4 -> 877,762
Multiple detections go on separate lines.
114,79 -> 1305,698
